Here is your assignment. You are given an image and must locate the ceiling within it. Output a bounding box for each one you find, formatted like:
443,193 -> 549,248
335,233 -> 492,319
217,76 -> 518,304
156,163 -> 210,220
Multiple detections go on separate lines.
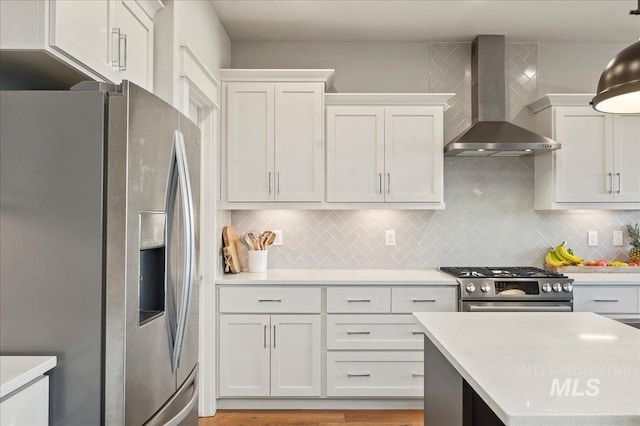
210,0 -> 639,43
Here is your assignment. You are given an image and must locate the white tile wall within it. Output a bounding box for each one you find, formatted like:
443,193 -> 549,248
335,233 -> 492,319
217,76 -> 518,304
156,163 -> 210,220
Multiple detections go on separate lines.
223,42 -> 640,270
231,157 -> 639,269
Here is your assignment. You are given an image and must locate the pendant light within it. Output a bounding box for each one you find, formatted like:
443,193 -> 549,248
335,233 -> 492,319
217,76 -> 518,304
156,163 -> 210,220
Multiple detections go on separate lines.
591,1 -> 640,113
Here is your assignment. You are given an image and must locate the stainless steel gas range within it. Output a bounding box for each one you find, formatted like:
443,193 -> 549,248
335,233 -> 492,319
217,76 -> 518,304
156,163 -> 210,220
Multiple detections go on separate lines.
440,267 -> 574,312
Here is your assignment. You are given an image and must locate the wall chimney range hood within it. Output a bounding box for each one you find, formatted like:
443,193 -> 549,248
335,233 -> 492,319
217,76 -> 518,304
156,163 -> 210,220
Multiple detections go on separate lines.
444,35 -> 560,157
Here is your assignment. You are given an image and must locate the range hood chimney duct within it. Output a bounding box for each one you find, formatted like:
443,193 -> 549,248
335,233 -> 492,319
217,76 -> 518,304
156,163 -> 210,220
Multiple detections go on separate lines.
444,35 -> 560,157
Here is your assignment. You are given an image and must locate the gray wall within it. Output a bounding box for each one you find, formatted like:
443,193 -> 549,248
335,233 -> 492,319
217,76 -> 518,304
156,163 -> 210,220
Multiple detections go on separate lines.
227,41 -> 640,270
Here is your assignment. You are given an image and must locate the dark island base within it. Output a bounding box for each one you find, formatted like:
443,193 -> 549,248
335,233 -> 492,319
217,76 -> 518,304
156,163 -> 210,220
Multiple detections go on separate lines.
424,335 -> 505,426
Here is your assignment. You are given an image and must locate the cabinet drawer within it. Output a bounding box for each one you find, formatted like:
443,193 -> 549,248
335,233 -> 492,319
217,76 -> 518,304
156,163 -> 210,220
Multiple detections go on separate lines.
327,315 -> 423,350
326,352 -> 423,397
219,287 -> 321,313
574,287 -> 639,314
392,287 -> 457,313
327,287 -> 391,313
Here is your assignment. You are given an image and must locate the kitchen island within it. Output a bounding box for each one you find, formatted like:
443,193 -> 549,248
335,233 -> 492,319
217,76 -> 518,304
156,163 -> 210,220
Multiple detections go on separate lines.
413,312 -> 640,426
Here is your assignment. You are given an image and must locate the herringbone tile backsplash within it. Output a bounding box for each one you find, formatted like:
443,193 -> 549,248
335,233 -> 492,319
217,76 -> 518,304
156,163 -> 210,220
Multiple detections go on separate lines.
221,42 -> 640,270
231,157 -> 640,269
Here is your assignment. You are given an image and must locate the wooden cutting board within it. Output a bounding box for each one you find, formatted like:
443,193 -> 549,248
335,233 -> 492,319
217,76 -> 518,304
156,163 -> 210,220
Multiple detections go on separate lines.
222,225 -> 244,273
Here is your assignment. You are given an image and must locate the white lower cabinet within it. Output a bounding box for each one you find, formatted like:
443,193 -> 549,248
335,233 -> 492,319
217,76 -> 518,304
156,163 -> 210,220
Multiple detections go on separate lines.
574,286 -> 639,314
218,314 -> 321,397
326,352 -> 424,397
217,284 -> 457,402
0,376 -> 49,426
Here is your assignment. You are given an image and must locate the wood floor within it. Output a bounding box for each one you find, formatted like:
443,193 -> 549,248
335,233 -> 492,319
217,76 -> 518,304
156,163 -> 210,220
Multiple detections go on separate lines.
198,410 -> 424,426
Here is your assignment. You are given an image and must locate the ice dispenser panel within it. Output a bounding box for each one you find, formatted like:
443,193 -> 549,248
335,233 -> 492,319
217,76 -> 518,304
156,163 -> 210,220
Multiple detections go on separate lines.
139,212 -> 166,326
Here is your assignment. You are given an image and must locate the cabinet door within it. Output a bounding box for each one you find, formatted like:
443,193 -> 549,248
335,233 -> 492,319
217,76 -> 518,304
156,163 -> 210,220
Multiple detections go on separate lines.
115,0 -> 154,90
270,315 -> 321,397
612,114 -> 640,202
326,106 -> 384,202
384,107 -> 443,202
226,83 -> 275,202
49,0 -> 116,81
554,107 -> 614,202
218,314 -> 270,397
274,83 -> 324,202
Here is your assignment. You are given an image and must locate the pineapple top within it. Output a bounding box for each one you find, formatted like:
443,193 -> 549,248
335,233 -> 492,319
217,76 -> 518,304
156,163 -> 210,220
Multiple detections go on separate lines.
626,223 -> 640,248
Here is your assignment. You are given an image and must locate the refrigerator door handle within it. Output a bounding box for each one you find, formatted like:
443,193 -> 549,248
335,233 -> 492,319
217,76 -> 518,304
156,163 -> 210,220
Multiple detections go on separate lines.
168,130 -> 196,372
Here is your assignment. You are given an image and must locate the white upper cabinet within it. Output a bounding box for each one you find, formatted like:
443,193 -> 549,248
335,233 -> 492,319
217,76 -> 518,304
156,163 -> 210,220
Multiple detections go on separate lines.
529,94 -> 640,209
326,94 -> 449,206
49,0 -> 116,82
0,0 -> 161,90
221,70 -> 333,204
113,0 -> 155,90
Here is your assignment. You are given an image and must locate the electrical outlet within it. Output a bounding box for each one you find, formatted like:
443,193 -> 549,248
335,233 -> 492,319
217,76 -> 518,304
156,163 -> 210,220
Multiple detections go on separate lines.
588,231 -> 598,247
613,230 -> 624,246
272,230 -> 283,246
385,230 -> 396,246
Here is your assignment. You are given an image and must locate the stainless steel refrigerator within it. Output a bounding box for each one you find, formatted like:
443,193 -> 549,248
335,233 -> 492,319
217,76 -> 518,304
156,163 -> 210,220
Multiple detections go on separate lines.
0,81 -> 200,426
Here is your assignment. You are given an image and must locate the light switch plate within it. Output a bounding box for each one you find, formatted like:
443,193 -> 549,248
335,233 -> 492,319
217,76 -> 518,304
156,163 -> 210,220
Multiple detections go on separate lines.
588,231 -> 598,247
613,230 -> 624,246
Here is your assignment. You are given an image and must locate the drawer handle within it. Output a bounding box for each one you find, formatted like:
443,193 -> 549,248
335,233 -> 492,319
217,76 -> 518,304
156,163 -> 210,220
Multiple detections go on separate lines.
412,331 -> 423,335
346,330 -> 371,335
347,372 -> 371,377
347,299 -> 371,303
412,299 -> 436,303
412,372 -> 424,377
592,299 -> 619,303
258,299 -> 282,302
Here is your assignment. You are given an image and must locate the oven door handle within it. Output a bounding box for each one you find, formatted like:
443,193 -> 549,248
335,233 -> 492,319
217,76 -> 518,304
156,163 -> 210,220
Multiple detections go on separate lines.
467,304 -> 572,312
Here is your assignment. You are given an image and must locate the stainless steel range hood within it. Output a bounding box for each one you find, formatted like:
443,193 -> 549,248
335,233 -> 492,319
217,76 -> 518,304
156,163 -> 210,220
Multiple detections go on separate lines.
444,35 -> 560,157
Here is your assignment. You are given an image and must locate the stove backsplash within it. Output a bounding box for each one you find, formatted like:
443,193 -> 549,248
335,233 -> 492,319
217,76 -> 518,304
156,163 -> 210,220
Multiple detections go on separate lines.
231,156 -> 640,269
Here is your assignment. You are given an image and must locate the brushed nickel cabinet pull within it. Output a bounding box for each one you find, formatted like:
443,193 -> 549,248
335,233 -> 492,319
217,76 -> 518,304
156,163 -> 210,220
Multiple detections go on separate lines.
347,299 -> 371,303
412,372 -> 424,377
593,299 -> 619,303
387,172 -> 391,194
616,172 -> 621,193
608,172 -> 613,194
412,299 -> 436,303
263,324 -> 267,348
347,372 -> 370,377
412,331 -> 423,335
379,173 -> 382,194
258,299 -> 282,302
273,325 -> 276,348
277,171 -> 280,194
346,330 -> 371,335
268,172 -> 272,194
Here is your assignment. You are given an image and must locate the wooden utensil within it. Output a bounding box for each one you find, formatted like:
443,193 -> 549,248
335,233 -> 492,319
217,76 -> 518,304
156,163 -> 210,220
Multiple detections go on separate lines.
222,225 -> 243,273
263,231 -> 276,249
247,230 -> 260,250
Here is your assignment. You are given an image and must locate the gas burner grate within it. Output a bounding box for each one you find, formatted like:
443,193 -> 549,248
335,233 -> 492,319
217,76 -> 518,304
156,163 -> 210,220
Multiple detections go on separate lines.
440,266 -> 567,279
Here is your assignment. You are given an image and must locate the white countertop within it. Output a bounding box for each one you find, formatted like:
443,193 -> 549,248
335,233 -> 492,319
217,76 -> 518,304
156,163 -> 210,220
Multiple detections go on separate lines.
568,273 -> 640,286
216,269 -> 457,285
0,356 -> 57,398
413,312 -> 640,426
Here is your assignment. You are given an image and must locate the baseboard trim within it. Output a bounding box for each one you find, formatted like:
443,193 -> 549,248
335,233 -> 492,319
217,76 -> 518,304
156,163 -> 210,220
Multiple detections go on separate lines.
216,398 -> 423,410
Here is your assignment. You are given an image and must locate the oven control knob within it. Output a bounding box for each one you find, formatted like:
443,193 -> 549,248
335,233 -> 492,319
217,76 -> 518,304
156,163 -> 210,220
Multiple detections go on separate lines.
466,283 -> 476,293
542,283 -> 552,293
481,283 -> 491,293
552,283 -> 562,292
563,283 -> 573,292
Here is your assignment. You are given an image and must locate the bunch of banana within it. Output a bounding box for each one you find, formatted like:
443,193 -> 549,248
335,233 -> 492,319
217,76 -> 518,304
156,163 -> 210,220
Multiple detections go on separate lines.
545,242 -> 583,266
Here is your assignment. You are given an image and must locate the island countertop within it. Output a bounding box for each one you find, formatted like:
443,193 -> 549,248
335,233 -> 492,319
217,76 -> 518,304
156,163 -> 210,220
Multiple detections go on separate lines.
413,312 -> 640,426
216,269 -> 457,285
